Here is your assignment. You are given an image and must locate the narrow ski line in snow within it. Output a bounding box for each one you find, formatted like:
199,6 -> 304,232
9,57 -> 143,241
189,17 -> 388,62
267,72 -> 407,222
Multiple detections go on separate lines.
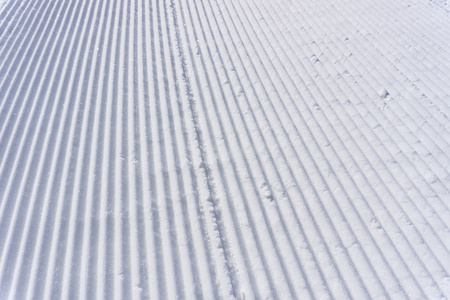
175,0 -> 242,296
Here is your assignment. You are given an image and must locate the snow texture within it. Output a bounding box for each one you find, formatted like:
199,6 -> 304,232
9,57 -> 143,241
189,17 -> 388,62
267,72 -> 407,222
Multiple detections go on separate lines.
1,0 -> 450,298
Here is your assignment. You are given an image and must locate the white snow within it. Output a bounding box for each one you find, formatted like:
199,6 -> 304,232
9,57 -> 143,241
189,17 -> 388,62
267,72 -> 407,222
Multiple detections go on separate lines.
0,0 -> 450,298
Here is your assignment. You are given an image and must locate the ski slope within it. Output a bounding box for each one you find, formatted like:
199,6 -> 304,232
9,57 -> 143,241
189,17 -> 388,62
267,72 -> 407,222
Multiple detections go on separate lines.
1,0 -> 450,298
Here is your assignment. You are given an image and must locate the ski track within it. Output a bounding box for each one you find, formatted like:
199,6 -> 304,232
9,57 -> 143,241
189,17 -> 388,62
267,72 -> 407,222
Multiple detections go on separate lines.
1,0 -> 450,299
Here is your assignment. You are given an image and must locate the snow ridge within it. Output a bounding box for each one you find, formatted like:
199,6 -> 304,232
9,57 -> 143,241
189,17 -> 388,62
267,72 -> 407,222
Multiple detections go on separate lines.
0,0 -> 449,298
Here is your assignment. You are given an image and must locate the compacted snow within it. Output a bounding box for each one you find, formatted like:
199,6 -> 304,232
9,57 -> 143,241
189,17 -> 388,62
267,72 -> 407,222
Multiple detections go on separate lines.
1,0 -> 450,298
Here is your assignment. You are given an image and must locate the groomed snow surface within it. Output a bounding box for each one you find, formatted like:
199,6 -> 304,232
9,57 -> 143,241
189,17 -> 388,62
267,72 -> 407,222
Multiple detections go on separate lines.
1,0 -> 450,298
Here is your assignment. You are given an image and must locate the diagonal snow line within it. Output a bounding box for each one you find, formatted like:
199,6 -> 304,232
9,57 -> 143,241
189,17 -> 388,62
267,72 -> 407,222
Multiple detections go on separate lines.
186,0 -> 280,297
0,0 -> 66,240
137,0 -> 162,298
321,0 -> 450,143
159,0 -> 214,297
0,0 -> 63,193
352,0 -> 450,89
179,0 -> 316,296
175,0 -> 241,297
268,1 -> 450,296
0,0 -> 39,86
260,0 -> 446,294
280,0 -> 450,255
236,0 -> 446,296
260,0 -> 450,296
229,0 -> 442,296
91,0 -> 119,298
191,0 -> 317,298
73,0 -> 112,299
280,0 -> 450,236
142,0 -> 166,298
216,4 -> 344,300
324,1 -> 450,160
196,0 -> 315,297
0,0 -> 25,31
112,0 -> 127,298
151,0 -> 180,297
0,1 -> 74,288
284,0 -> 450,183
278,0 -> 450,250
219,1 -> 370,298
169,0 -> 219,297
49,0 -> 106,298
208,2 -> 341,298
200,1 -> 329,298
17,0 -> 95,298
126,0 -> 151,298
0,0 -> 45,75
1,0 -> 84,298
102,1 -> 124,298
95,0 -> 125,298
0,0 -> 55,121
161,0 -> 204,297
155,0 -> 190,296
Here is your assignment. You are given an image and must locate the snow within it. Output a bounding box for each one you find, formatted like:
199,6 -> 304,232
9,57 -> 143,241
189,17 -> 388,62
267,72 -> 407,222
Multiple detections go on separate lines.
0,0 -> 450,298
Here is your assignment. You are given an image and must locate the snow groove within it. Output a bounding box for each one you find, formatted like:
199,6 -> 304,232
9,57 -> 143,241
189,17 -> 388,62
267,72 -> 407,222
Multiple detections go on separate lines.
1,0 -> 449,298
